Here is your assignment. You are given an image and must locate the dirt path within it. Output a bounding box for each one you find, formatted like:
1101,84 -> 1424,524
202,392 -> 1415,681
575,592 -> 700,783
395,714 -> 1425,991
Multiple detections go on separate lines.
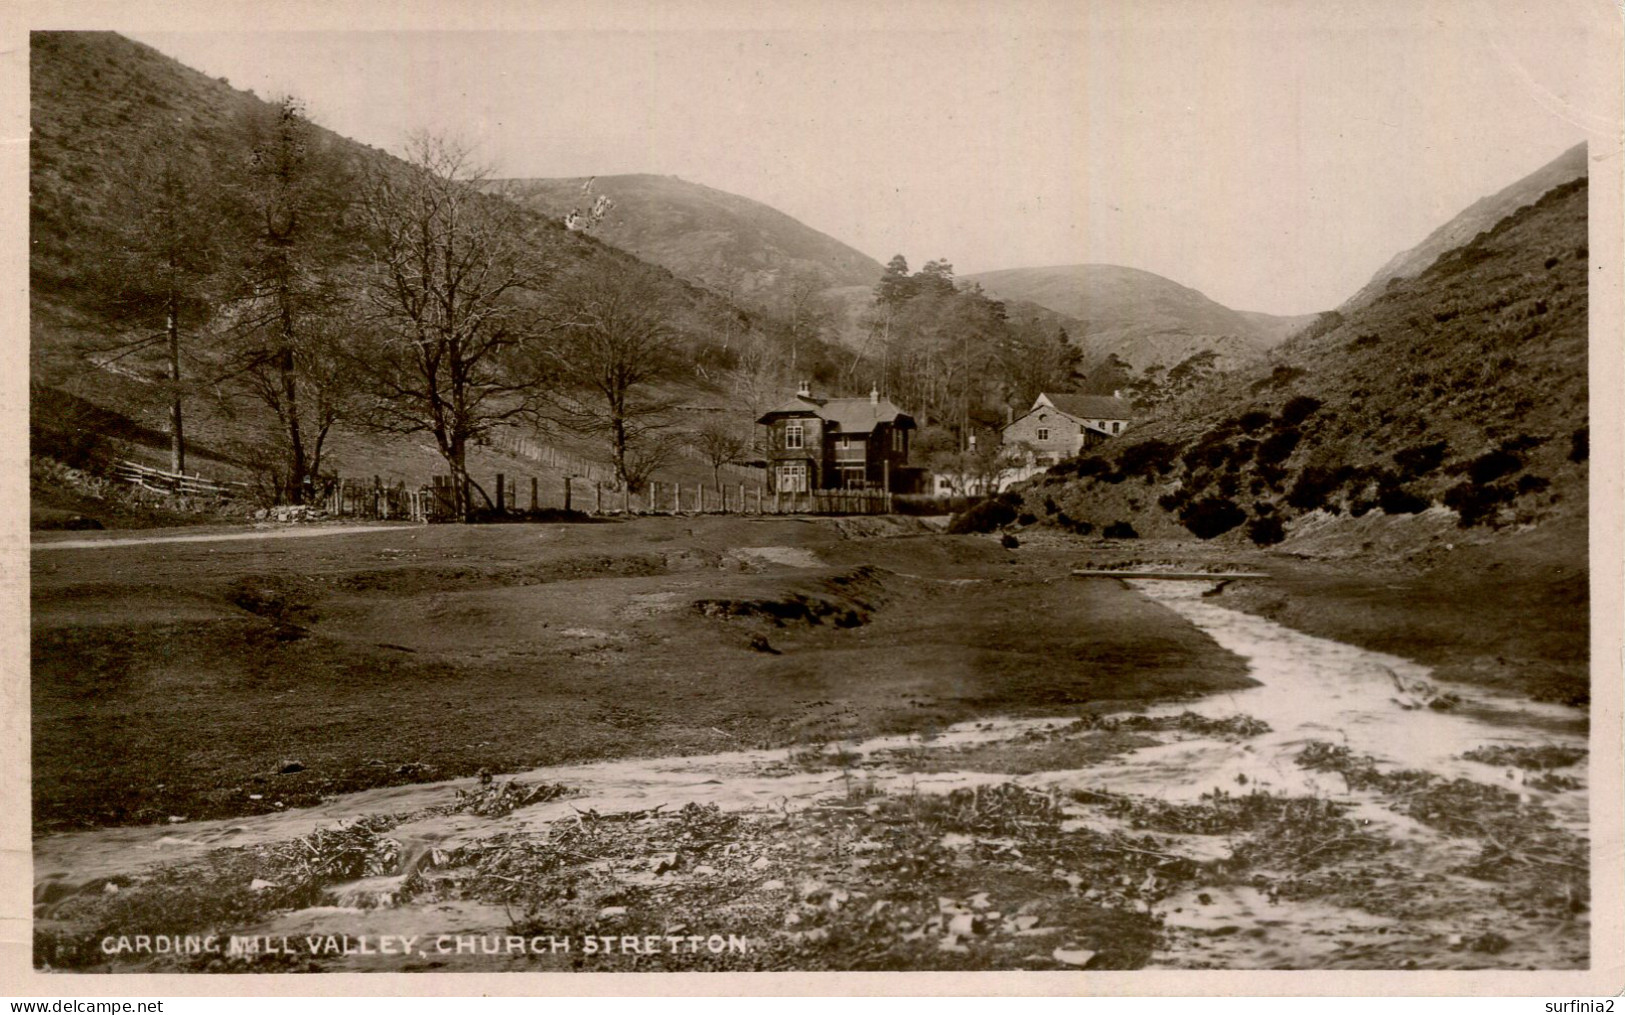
32,523 -> 419,551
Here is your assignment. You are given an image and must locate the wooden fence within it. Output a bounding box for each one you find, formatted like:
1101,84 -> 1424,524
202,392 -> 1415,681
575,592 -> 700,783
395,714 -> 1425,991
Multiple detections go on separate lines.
318,471 -> 894,522
114,460 -> 250,499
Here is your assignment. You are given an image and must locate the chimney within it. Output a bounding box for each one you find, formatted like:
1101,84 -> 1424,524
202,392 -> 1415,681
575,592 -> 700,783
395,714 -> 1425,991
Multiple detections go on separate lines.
869,385 -> 879,405
1113,389 -> 1123,400
797,379 -> 811,398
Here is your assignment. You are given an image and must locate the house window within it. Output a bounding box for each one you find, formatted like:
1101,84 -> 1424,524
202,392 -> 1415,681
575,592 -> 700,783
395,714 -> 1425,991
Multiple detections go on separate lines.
779,461 -> 807,493
892,430 -> 903,452
1112,421 -> 1122,434
1037,427 -> 1050,441
785,422 -> 804,449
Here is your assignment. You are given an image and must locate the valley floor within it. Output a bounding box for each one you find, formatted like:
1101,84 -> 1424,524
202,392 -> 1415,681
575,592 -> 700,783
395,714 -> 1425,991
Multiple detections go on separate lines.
29,515 -> 1592,971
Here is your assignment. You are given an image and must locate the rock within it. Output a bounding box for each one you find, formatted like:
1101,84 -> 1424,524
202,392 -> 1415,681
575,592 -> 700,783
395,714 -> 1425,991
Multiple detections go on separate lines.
278,761 -> 305,774
692,864 -> 719,876
761,879 -> 786,891
1052,947 -> 1098,968
166,815 -> 187,824
249,879 -> 277,892
968,892 -> 991,910
102,882 -> 119,895
1012,915 -> 1040,931
946,913 -> 976,938
598,906 -> 627,919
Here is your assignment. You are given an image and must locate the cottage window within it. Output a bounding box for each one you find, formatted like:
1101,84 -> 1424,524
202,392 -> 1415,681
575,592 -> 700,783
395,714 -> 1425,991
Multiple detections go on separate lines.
1113,421 -> 1122,434
1037,427 -> 1050,441
785,422 -> 804,449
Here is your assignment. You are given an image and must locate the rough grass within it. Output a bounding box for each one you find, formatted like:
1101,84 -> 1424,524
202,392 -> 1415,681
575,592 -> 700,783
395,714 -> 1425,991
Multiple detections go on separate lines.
31,518 -> 1253,833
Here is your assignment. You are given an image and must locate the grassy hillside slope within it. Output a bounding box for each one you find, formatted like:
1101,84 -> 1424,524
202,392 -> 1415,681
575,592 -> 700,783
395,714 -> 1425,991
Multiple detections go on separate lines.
500,174 -> 884,296
30,32 -> 763,519
1340,143 -> 1586,312
1022,175 -> 1588,554
965,263 -> 1312,370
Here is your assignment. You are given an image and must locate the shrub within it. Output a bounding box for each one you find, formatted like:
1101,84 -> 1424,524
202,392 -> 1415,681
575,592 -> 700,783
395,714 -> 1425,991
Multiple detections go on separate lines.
1117,439 -> 1179,477
1351,332 -> 1382,348
1049,455 -> 1111,479
1286,465 -> 1350,511
1393,441 -> 1449,480
1569,427 -> 1588,463
1250,364 -> 1306,393
1376,482 -> 1429,515
1467,449 -> 1523,485
1444,481 -> 1515,527
1257,428 -> 1301,465
1247,515 -> 1285,546
947,492 -> 1020,534
1017,512 -> 1037,526
1238,409 -> 1272,433
1000,533 -> 1020,549
1157,490 -> 1186,512
1278,396 -> 1324,426
1055,513 -> 1094,536
1515,474 -> 1549,496
1180,497 -> 1246,539
1499,434 -> 1545,454
1544,256 -> 1560,269
1102,520 -> 1138,540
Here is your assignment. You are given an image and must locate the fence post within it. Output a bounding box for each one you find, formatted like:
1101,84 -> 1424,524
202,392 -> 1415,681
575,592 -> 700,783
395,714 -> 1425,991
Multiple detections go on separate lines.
530,477 -> 538,512
496,473 -> 505,514
623,485 -> 631,515
737,484 -> 744,516
594,482 -> 601,514
564,476 -> 572,513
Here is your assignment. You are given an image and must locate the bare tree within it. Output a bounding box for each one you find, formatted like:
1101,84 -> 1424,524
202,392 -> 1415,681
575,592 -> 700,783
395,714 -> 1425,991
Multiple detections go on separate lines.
542,260 -> 689,492
355,133 -> 553,519
688,413 -> 753,492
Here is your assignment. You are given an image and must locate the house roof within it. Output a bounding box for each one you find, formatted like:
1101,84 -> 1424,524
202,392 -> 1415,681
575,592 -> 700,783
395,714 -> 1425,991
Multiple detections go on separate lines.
757,393 -> 915,433
1038,392 -> 1135,420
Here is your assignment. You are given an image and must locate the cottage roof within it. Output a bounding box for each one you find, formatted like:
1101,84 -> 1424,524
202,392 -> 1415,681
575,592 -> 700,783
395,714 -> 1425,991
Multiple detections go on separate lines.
1038,392 -> 1135,420
757,392 -> 915,433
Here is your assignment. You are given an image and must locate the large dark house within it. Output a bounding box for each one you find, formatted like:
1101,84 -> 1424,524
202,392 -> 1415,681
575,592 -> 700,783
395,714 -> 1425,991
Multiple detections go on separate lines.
757,384 -> 918,493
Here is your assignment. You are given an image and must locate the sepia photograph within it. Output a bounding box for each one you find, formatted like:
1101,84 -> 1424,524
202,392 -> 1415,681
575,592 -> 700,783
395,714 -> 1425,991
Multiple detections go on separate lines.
9,0 -> 1621,989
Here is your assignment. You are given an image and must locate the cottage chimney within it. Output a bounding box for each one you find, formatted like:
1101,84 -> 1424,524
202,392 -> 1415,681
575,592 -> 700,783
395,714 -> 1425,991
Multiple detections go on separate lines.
797,379 -> 811,398
869,385 -> 879,405
1113,389 -> 1123,400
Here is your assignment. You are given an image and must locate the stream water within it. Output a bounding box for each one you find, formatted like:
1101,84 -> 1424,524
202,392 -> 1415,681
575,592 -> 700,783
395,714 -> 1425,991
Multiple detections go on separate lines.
35,577 -> 1590,970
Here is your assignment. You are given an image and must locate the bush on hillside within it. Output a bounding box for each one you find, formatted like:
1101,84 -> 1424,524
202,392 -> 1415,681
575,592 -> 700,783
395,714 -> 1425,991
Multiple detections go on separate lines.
1393,440 -> 1449,480
1569,427 -> 1588,463
1237,409 -> 1272,434
1246,515 -> 1286,546
1286,465 -> 1351,512
947,492 -> 1021,534
1257,428 -> 1301,465
1180,497 -> 1246,540
1055,513 -> 1094,536
1516,474 -> 1550,496
1278,395 -> 1324,426
1376,482 -> 1430,515
1444,481 -> 1515,528
1467,449 -> 1523,485
1102,520 -> 1138,540
1250,364 -> 1307,393
1116,439 -> 1179,477
1047,455 -> 1111,479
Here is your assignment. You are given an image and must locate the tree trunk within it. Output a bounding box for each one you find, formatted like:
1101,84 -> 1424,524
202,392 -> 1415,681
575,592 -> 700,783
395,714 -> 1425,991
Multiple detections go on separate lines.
279,297 -> 306,504
166,298 -> 184,476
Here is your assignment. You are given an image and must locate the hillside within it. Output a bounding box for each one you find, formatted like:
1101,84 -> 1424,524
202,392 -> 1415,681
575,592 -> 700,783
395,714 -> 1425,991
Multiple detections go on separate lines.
498,174 -> 884,297
1340,143 -> 1587,312
29,31 -> 758,520
1020,174 -> 1587,558
964,264 -> 1313,370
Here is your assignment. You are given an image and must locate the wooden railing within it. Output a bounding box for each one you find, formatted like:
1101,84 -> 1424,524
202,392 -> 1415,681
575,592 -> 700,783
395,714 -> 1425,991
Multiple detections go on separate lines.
114,460 -> 250,499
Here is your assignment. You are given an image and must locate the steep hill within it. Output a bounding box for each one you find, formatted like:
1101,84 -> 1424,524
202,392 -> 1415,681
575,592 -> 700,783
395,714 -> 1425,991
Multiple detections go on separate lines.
498,174 -> 884,297
1340,143 -> 1587,312
29,31 -> 752,515
1023,174 -> 1588,556
964,264 -> 1313,370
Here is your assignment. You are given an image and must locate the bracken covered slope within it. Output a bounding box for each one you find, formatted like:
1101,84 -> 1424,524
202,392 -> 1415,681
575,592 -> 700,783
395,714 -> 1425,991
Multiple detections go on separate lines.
1022,173 -> 1588,556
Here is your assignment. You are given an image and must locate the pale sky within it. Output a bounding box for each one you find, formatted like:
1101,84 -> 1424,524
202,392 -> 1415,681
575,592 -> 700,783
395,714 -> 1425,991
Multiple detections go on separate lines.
123,0 -> 1618,316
